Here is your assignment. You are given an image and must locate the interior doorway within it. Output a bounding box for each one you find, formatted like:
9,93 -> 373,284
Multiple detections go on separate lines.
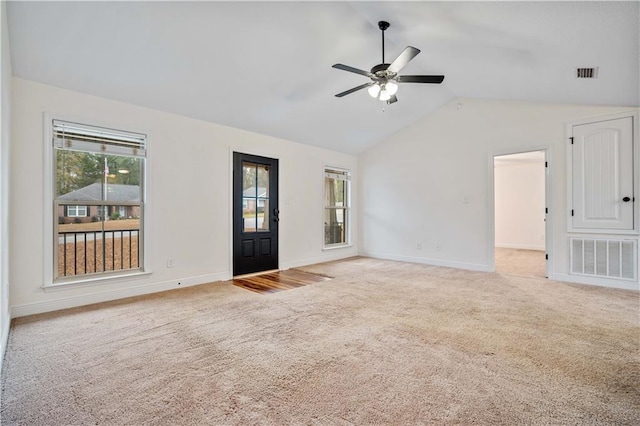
494,150 -> 547,278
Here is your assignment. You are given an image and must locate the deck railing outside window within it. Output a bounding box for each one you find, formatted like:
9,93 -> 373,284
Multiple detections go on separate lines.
58,228 -> 140,277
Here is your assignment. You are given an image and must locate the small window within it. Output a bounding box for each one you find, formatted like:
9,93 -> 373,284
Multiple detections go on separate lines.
324,168 -> 350,247
52,119 -> 146,281
66,205 -> 87,217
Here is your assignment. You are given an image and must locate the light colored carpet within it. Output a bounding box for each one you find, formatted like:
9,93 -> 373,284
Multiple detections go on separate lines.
2,257 -> 638,425
495,247 -> 546,278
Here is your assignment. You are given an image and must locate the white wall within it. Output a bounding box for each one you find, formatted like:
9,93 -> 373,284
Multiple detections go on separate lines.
359,98 -> 639,289
494,153 -> 545,250
0,0 -> 12,370
10,78 -> 358,317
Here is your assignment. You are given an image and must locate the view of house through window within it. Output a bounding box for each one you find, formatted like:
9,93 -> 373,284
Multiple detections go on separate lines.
53,120 -> 146,280
324,168 -> 350,247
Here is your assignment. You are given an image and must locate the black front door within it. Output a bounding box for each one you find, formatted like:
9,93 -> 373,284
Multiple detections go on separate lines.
233,152 -> 279,276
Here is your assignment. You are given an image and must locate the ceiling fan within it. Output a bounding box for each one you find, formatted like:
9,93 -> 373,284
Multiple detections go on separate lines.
333,21 -> 444,104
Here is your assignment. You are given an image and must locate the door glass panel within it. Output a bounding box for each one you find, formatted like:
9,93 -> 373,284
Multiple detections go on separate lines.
240,161 -> 271,233
259,199 -> 270,231
257,165 -> 270,198
243,162 -> 257,233
253,164 -> 269,232
242,197 -> 256,232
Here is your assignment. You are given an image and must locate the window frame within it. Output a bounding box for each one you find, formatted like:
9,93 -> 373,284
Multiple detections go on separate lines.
44,114 -> 149,287
323,166 -> 351,249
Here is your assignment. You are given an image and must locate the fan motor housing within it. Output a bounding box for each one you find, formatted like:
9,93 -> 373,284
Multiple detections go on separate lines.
371,63 -> 397,81
371,63 -> 389,74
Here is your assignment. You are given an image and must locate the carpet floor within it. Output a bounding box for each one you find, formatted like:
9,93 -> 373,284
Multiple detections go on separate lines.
495,248 -> 546,278
2,257 -> 639,425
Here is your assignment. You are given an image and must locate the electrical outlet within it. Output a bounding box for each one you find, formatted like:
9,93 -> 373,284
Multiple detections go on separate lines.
417,243 -> 422,250
167,258 -> 175,268
435,244 -> 441,252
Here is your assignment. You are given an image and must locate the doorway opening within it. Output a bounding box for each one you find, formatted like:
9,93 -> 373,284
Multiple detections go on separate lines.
494,150 -> 548,278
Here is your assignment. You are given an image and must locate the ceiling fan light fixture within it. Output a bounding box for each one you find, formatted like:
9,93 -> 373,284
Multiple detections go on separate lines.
368,84 -> 381,98
385,81 -> 398,96
332,20 -> 445,103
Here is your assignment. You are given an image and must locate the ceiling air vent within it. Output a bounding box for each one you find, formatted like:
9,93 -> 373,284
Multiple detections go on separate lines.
576,67 -> 598,79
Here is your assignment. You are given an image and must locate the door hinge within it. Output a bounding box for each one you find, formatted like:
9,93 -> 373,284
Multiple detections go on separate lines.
545,161 -> 548,168
571,209 -> 574,216
570,137 -> 574,144
545,207 -> 548,214
545,254 -> 548,260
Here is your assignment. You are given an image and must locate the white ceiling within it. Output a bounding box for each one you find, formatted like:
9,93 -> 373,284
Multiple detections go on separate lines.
7,1 -> 640,155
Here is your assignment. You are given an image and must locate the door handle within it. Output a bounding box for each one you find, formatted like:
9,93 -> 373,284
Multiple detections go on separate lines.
622,197 -> 631,202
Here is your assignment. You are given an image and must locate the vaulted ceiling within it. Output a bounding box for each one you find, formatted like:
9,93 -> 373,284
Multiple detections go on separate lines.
7,1 -> 639,154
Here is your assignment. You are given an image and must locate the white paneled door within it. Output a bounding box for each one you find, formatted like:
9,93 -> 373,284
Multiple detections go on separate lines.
571,117 -> 634,230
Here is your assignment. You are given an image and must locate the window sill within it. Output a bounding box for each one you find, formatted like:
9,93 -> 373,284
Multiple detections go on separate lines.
43,270 -> 152,292
323,244 -> 352,251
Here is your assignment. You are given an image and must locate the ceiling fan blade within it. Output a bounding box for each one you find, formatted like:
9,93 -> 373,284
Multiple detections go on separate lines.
387,46 -> 420,73
332,64 -> 373,77
386,95 -> 398,105
397,75 -> 445,84
335,82 -> 374,98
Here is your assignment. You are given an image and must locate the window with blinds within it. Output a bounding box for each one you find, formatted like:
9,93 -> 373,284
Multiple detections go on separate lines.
52,119 -> 146,281
324,168 -> 350,247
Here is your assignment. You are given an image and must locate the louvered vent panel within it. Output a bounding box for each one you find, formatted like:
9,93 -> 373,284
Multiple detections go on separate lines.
570,238 -> 637,280
576,67 -> 599,78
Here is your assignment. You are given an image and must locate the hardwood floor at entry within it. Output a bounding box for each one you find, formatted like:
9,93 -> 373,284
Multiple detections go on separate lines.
232,269 -> 331,294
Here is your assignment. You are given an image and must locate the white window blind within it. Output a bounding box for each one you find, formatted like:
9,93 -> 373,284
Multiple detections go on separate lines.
325,169 -> 350,181
52,120 -> 146,157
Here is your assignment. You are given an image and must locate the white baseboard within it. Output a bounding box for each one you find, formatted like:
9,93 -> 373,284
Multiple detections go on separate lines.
548,273 -> 639,291
359,251 -> 493,273
280,250 -> 358,270
360,251 -> 638,291
495,243 -> 545,251
0,308 -> 10,375
11,272 -> 231,318
11,250 -> 360,319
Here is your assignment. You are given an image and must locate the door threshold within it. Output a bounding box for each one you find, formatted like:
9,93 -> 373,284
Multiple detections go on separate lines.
233,269 -> 280,279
